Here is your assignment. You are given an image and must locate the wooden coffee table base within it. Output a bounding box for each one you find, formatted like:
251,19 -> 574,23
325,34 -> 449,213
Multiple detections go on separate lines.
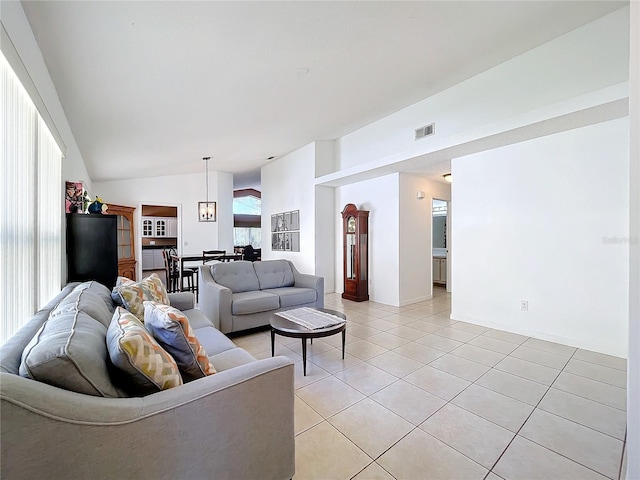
270,309 -> 347,376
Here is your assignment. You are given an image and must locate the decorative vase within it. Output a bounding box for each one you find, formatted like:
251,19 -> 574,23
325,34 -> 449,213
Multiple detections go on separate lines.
88,197 -> 104,214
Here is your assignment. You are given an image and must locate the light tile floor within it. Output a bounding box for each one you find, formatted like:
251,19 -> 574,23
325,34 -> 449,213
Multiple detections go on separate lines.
233,287 -> 628,480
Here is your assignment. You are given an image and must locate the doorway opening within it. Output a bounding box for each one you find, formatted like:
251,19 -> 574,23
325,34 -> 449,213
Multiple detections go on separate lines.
138,203 -> 181,283
432,199 -> 448,290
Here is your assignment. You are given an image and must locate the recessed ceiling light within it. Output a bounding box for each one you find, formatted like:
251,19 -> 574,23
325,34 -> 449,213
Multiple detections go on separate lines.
267,156 -> 275,161
296,67 -> 310,76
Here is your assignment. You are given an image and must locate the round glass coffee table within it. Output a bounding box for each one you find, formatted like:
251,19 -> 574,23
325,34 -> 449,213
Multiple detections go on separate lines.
270,308 -> 346,376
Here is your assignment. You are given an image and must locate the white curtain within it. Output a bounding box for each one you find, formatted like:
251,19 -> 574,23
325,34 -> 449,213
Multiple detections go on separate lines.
1,51 -> 62,344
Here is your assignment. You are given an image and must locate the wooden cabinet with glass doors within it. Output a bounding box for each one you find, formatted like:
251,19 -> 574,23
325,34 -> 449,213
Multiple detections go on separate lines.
108,204 -> 137,280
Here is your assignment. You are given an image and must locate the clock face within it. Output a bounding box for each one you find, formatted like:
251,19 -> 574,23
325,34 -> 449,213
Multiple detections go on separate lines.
347,216 -> 356,233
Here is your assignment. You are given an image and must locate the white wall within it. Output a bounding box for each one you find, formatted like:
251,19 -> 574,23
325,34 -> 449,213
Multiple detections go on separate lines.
336,7 -> 629,173
261,143 -> 317,274
336,174 -> 399,305
216,173 -> 234,253
451,117 -> 629,357
315,141 -> 337,289
315,140 -> 338,177
94,171 -> 233,277
315,185 -> 335,292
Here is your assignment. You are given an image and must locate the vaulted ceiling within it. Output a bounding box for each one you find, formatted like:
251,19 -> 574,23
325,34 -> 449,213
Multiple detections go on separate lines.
21,1 -> 625,187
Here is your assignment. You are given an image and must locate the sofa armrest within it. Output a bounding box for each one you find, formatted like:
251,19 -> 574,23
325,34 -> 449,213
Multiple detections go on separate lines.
167,291 -> 194,310
198,265 -> 233,332
291,264 -> 325,309
0,356 -> 295,480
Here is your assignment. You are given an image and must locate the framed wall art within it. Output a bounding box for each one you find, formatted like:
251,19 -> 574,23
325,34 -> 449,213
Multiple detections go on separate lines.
65,181 -> 85,213
270,209 -> 300,251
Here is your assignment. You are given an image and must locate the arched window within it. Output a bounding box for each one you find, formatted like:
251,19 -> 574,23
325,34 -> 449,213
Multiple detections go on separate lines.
233,189 -> 261,248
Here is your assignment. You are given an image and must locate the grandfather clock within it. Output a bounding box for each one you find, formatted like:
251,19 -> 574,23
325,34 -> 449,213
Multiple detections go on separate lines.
341,203 -> 369,302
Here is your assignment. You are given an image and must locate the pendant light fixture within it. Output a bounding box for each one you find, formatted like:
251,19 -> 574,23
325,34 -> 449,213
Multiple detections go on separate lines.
198,156 -> 216,222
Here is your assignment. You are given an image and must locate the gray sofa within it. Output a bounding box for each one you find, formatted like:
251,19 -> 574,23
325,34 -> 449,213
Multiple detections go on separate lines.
199,259 -> 324,334
0,281 -> 295,480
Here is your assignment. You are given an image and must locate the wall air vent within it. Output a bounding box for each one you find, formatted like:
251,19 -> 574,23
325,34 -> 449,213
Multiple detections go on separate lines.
414,123 -> 435,140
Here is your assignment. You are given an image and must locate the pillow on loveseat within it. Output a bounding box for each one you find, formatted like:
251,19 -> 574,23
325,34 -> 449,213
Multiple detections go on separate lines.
253,260 -> 295,290
111,273 -> 169,321
211,261 -> 260,293
144,301 -> 216,382
107,307 -> 183,396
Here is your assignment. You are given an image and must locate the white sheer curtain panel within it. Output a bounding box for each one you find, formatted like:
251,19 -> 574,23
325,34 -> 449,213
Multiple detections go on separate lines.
37,116 -> 62,309
1,52 -> 62,344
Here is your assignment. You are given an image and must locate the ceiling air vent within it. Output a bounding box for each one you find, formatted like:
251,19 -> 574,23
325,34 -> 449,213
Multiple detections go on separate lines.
415,123 -> 435,140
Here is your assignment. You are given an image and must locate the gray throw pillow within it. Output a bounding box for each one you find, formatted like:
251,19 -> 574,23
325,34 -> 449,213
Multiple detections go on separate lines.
143,301 -> 216,382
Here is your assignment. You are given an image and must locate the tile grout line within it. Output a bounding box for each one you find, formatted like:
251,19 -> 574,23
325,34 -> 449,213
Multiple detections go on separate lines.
257,305 -> 624,403
301,324 -> 483,477
327,292 -> 460,472
484,348 -> 619,480
484,348 -> 575,476
279,294 -> 626,479
364,367 -> 501,476
617,429 -> 627,480
559,366 -> 628,389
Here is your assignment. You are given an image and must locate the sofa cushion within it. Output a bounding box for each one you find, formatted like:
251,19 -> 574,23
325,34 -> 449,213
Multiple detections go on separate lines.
254,260 -> 294,290
0,284 -> 79,375
182,308 -> 213,330
72,281 -> 116,313
211,261 -> 260,293
208,348 -> 256,372
107,307 -> 183,396
193,326 -> 238,356
19,310 -> 123,397
232,291 -> 280,315
111,273 -> 169,321
50,287 -> 114,328
262,287 -> 317,308
143,302 -> 216,382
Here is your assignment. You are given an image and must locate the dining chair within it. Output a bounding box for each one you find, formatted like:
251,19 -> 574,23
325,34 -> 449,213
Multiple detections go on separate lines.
242,245 -> 260,262
203,250 -> 225,264
163,248 -> 194,294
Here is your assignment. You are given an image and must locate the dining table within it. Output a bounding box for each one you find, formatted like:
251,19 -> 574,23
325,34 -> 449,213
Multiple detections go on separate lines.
170,252 -> 243,290
170,253 -> 207,292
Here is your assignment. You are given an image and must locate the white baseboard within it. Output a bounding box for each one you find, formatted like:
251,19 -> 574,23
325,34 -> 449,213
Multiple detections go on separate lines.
449,313 -> 628,358
399,294 -> 433,307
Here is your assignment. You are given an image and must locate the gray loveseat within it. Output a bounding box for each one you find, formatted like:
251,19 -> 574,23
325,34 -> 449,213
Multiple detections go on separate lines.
0,281 -> 294,480
199,259 -> 324,334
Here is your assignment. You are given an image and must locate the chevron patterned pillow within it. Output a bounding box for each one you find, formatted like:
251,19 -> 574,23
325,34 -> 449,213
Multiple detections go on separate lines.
111,273 -> 169,322
107,307 -> 183,395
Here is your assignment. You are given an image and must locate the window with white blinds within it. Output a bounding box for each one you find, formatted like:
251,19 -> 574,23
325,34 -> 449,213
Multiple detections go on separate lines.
1,51 -> 63,344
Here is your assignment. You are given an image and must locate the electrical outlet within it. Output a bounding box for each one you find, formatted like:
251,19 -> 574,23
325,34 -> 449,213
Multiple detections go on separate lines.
520,300 -> 529,311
